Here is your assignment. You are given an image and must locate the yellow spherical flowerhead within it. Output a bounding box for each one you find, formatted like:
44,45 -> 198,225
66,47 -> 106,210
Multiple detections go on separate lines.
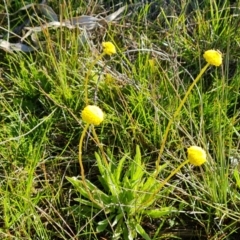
203,50 -> 222,67
81,105 -> 104,126
102,42 -> 116,56
187,146 -> 207,166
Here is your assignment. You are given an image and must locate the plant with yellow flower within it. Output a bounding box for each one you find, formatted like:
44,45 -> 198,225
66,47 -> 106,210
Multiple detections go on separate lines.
203,49 -> 222,67
84,41 -> 117,105
81,105 -> 104,126
68,139 -> 207,239
73,105 -> 106,207
187,146 -> 207,166
102,41 -> 116,56
67,47 -> 217,239
67,144 -> 176,239
156,49 -> 222,171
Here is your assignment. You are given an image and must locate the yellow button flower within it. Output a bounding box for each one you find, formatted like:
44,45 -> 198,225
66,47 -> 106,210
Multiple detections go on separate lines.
187,146 -> 207,166
81,105 -> 104,125
102,42 -> 116,56
203,50 -> 222,66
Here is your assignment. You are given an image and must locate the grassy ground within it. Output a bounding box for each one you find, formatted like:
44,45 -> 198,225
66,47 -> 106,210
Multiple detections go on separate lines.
0,0 -> 240,239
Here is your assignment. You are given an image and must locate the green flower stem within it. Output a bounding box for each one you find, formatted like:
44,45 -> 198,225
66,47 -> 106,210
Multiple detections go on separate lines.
156,159 -> 189,192
92,126 -> 109,167
79,123 -> 103,208
84,52 -> 105,105
155,63 -> 210,173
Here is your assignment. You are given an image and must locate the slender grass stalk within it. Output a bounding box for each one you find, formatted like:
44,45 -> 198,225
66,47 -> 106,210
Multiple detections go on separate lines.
78,123 -> 103,208
92,126 -> 109,167
84,53 -> 105,105
157,159 -> 189,191
155,63 -> 210,173
3,0 -> 10,41
136,159 -> 190,211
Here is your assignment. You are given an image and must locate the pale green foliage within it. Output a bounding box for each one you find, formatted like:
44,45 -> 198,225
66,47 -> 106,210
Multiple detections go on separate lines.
67,146 -> 175,239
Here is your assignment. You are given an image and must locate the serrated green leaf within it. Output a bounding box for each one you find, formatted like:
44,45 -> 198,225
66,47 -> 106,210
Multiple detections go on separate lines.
95,152 -> 120,196
135,223 -> 151,240
123,223 -> 134,240
66,176 -> 88,197
130,145 -> 144,182
96,219 -> 109,232
142,174 -> 157,192
95,152 -> 106,176
144,207 -> 176,218
66,176 -> 111,205
111,213 -> 123,227
155,162 -> 169,175
73,198 -> 100,209
141,162 -> 169,193
114,155 -> 128,184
